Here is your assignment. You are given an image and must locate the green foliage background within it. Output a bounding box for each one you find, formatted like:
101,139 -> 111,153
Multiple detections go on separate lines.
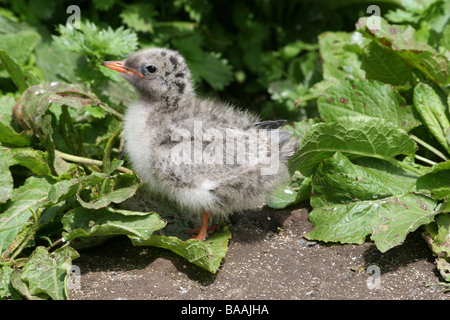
0,0 -> 449,299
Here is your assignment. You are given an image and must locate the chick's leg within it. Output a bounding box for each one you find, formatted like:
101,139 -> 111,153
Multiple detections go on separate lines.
188,212 -> 217,241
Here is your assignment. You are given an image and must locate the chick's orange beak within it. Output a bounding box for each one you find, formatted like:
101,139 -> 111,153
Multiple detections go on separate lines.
101,61 -> 144,78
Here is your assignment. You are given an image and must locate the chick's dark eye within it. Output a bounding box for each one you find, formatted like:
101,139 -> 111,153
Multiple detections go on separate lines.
146,65 -> 157,73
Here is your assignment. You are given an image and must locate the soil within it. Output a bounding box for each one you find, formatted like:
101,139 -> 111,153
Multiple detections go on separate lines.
68,191 -> 449,301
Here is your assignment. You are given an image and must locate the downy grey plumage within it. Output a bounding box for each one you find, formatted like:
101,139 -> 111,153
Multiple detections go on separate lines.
102,48 -> 297,240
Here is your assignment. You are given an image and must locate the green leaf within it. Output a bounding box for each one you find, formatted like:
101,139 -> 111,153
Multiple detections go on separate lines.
423,210 -> 450,282
361,41 -> 414,86
0,266 -> 15,299
318,31 -> 366,82
0,95 -> 32,147
311,152 -> 418,208
423,211 -> 450,258
356,17 -> 450,85
317,79 -> 420,131
76,172 -> 141,209
62,207 -> 166,242
413,83 -> 450,154
120,3 -> 157,33
0,176 -> 53,259
267,173 -> 311,209
306,193 -> 439,252
416,161 -> 450,199
53,21 -> 138,59
0,29 -> 40,65
0,152 -> 13,203
20,246 -> 79,300
131,226 -> 231,274
0,49 -> 40,92
5,147 -> 52,176
289,116 -> 417,177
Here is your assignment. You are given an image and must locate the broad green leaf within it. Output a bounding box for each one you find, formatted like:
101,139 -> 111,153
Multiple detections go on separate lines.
289,116 -> 417,177
0,30 -> 40,65
423,211 -> 450,282
5,148 -> 52,176
423,212 -> 450,258
413,83 -> 450,154
0,266 -> 15,299
306,193 -> 438,252
416,160 -> 450,199
10,269 -> 44,300
20,246 -> 79,300
317,79 -> 420,131
76,172 -> 141,209
0,95 -> 32,147
131,226 -> 231,274
0,152 -> 13,203
318,31 -> 366,82
62,207 -> 166,242
267,173 -> 311,209
356,17 -> 450,85
0,176 -> 53,259
311,152 -> 418,208
0,49 -> 40,92
361,41 -> 414,86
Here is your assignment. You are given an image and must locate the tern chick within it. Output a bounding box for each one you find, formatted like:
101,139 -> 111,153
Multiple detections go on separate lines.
102,48 -> 297,241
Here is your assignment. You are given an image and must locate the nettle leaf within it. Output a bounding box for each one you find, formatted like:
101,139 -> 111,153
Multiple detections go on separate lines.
53,21 -> 138,59
289,116 -> 417,177
317,79 -> 420,131
413,83 -> 450,154
306,193 -> 439,252
416,161 -> 450,199
120,3 -> 158,33
311,152 -> 418,208
356,17 -> 450,85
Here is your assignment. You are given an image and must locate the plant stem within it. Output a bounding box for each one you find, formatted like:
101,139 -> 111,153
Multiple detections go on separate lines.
10,208 -> 39,261
55,150 -> 133,174
410,134 -> 448,161
414,154 -> 437,166
390,158 -> 421,175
